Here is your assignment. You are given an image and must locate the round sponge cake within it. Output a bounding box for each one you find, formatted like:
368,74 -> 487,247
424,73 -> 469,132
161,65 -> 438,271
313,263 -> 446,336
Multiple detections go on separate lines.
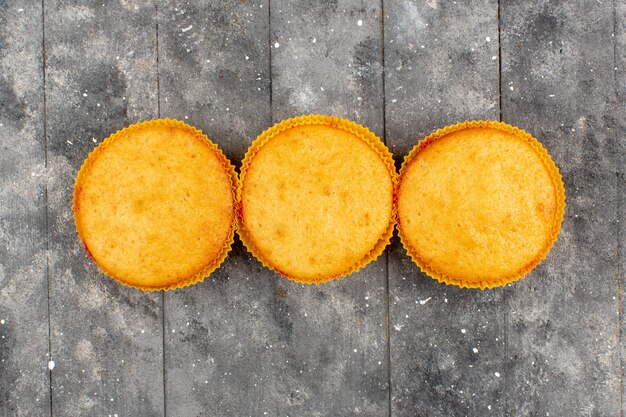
237,115 -> 396,283
73,119 -> 236,290
397,120 -> 565,289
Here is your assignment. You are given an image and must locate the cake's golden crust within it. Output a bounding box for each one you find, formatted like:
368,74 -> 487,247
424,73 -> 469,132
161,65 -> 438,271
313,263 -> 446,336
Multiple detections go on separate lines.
237,115 -> 397,284
397,120 -> 566,289
73,119 -> 237,291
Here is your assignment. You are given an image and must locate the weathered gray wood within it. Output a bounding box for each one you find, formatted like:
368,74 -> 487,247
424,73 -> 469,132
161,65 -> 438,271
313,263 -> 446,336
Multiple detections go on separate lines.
159,0 -> 389,415
384,1 -> 504,415
0,0 -> 622,415
164,249 -> 390,417
500,1 -> 623,415
615,1 -> 625,413
44,1 -> 164,415
0,2 -> 50,415
270,0 -> 389,415
157,0 -> 271,164
157,1 -> 273,415
270,0 -> 385,130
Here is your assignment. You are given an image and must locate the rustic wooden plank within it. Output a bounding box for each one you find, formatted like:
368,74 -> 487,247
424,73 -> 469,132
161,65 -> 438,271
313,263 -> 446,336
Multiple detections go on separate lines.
270,1 -> 389,415
270,0 -> 385,130
0,1 -> 50,415
44,1 -> 164,415
157,1 -> 274,416
383,1 -> 504,415
159,0 -> 389,415
157,0 -> 271,164
615,1 -> 625,414
500,1 -> 623,415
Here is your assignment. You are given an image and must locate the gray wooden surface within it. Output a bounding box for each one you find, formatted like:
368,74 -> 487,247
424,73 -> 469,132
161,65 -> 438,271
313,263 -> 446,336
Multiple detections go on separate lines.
0,0 -> 623,416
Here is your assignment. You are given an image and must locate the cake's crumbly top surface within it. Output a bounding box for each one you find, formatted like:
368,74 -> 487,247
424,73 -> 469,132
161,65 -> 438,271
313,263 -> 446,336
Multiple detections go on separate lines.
398,125 -> 563,287
240,123 -> 394,282
74,121 -> 235,290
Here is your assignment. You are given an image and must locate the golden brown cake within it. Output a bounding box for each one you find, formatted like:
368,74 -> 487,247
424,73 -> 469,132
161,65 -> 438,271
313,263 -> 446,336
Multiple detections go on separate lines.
73,119 -> 236,290
397,120 -> 565,289
237,115 -> 397,284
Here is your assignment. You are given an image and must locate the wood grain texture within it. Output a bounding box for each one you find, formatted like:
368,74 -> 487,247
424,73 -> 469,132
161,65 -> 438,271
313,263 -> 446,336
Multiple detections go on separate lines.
157,1 -> 274,415
384,1 -> 505,415
270,0 -> 389,414
44,1 -> 164,415
0,0 -> 622,415
270,0 -> 385,131
614,0 -> 625,413
0,2 -> 50,416
157,0 -> 272,164
159,0 -> 390,415
500,1 -> 623,415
